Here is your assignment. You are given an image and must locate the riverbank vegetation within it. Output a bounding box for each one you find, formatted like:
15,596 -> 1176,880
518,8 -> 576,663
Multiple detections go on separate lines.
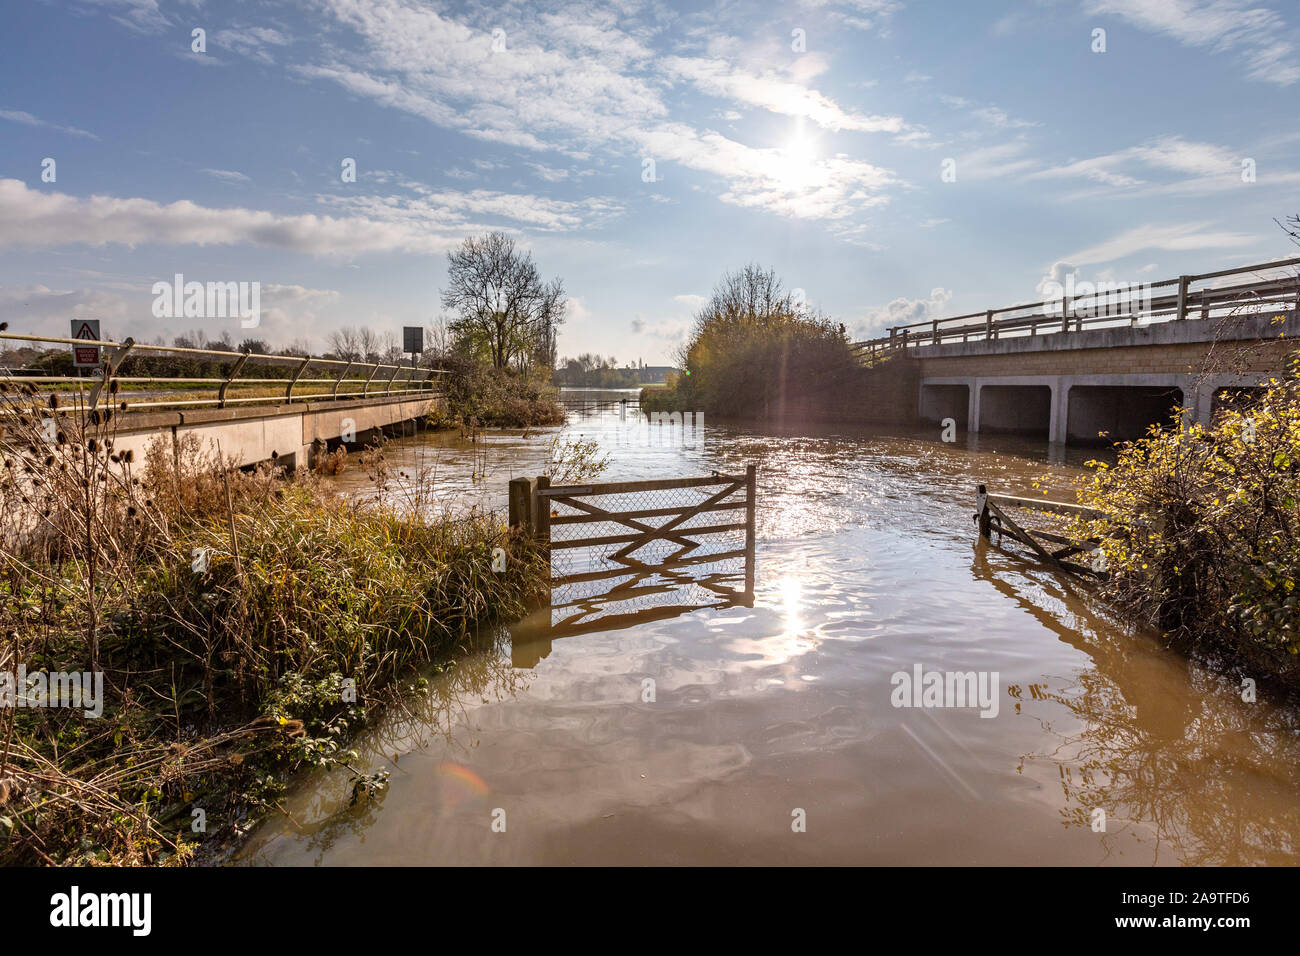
1070,355 -> 1300,689
423,231 -> 569,429
638,264 -> 859,418
427,355 -> 564,429
0,386 -> 548,865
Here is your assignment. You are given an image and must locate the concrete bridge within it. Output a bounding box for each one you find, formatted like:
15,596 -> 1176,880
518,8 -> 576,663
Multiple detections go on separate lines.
854,257 -> 1300,444
102,391 -> 438,470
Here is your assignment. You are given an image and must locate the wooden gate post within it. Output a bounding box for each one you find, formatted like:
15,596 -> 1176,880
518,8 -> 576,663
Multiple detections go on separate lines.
976,483 -> 991,539
744,464 -> 756,595
509,477 -> 537,535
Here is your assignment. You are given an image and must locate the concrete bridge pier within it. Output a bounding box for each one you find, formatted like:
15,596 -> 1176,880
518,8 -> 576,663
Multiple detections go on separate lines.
920,371 -> 1272,446
904,305 -> 1297,446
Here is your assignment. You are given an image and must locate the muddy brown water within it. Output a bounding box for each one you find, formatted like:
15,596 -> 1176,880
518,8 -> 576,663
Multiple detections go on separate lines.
235,389 -> 1300,865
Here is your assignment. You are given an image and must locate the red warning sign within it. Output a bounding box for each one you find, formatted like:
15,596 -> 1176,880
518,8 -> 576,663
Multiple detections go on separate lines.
71,319 -> 101,367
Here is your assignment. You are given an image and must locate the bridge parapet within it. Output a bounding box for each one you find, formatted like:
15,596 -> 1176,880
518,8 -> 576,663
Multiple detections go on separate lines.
853,256 -> 1300,357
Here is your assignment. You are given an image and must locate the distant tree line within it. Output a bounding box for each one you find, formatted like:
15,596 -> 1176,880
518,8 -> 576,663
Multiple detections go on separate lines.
552,354 -> 662,387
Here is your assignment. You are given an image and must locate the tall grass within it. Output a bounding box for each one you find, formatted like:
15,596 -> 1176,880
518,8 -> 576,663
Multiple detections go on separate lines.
0,379 -> 547,864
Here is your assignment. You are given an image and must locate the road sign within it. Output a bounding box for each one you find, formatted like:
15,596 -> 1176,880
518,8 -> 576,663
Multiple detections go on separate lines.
71,319 -> 101,367
403,326 -> 423,355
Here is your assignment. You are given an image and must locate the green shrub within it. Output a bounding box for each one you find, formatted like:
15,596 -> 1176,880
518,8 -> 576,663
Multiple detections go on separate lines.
1071,355 -> 1300,685
430,355 -> 564,428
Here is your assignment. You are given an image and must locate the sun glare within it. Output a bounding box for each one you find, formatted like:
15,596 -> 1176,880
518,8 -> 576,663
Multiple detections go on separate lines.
773,132 -> 822,190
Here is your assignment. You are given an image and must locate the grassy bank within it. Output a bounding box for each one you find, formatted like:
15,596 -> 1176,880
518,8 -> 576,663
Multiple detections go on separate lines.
0,385 -> 547,864
1069,355 -> 1300,690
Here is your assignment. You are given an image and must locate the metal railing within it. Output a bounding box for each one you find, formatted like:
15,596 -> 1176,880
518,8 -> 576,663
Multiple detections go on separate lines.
853,256 -> 1300,357
0,331 -> 443,413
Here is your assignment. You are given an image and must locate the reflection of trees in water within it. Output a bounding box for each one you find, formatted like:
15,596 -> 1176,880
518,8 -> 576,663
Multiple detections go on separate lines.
975,539 -> 1300,866
252,626 -> 531,864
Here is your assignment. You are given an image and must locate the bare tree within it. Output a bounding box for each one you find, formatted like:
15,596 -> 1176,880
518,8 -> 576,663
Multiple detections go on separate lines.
441,232 -> 565,371
358,327 -> 380,364
327,327 -> 362,361
425,313 -> 454,360
531,277 -> 567,371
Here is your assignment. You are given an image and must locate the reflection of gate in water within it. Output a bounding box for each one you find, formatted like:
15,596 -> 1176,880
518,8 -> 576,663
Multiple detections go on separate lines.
510,466 -> 756,635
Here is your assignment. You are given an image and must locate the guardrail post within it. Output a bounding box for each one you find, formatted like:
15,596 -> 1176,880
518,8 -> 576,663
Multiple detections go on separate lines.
331,359 -> 353,400
931,319 -> 940,345
384,364 -> 401,393
285,356 -> 311,402
218,349 -> 252,409
362,362 -> 381,397
1176,275 -> 1190,320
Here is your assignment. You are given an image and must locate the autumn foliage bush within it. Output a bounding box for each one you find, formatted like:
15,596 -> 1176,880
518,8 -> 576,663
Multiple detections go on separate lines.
1071,355 -> 1300,686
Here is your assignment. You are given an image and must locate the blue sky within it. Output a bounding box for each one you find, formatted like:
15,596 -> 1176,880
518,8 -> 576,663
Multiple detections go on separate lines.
1,0 -> 1297,364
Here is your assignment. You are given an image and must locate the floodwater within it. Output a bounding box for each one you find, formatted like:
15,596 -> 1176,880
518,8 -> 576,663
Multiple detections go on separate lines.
236,388 -> 1300,866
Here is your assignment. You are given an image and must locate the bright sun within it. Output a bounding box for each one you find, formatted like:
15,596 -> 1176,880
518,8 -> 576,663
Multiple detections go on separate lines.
774,132 -> 821,190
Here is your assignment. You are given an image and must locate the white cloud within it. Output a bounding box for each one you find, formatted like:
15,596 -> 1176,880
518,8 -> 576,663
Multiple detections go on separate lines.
858,287 -> 953,337
950,140 -> 1041,180
0,109 -> 98,140
0,178 -> 615,256
940,95 -> 1039,129
199,168 -> 252,183
294,0 -> 903,228
0,283 -> 131,328
664,57 -> 907,133
71,0 -> 169,34
800,0 -> 903,34
526,162 -> 570,182
1056,221 -> 1258,268
1083,0 -> 1300,85
1028,136 -> 1298,196
213,26 -> 291,64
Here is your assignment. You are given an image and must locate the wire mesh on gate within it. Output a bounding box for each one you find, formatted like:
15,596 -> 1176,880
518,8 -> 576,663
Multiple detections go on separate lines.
544,473 -> 751,633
